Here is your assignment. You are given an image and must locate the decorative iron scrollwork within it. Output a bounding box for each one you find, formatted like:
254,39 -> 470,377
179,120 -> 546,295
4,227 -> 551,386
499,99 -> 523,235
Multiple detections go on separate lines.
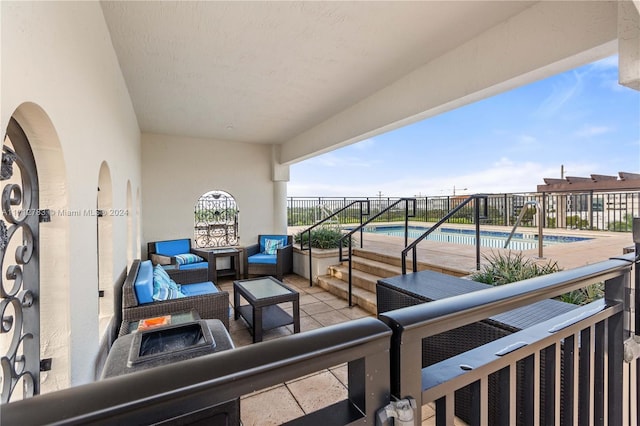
1,148 -> 17,181
194,190 -> 239,248
1,118 -> 40,402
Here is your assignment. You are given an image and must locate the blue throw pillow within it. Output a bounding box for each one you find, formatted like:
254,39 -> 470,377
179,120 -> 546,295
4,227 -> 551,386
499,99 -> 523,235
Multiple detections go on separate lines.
152,265 -> 185,301
175,253 -> 204,265
263,238 -> 283,255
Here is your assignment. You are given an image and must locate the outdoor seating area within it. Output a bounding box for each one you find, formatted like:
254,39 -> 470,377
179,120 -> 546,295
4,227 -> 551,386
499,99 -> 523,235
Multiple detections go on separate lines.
109,229 -> 634,424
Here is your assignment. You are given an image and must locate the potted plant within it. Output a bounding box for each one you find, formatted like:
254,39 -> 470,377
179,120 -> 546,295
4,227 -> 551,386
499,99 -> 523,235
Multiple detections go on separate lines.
292,226 -> 349,283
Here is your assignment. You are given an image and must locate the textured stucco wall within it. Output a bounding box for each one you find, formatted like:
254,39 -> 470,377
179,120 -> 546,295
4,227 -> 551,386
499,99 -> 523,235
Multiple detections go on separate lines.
141,133 -> 279,253
1,1 -> 141,388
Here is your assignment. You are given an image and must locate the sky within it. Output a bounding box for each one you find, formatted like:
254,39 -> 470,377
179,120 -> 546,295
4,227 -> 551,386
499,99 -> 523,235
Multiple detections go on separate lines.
288,55 -> 640,198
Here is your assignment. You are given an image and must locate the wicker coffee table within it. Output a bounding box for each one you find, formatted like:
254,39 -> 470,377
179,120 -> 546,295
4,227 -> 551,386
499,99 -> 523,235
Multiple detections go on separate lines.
233,276 -> 300,343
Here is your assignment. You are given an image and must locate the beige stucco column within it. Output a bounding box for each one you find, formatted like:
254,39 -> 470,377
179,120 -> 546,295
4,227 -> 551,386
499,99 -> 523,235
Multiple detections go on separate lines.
619,1 -> 640,90
272,145 -> 289,233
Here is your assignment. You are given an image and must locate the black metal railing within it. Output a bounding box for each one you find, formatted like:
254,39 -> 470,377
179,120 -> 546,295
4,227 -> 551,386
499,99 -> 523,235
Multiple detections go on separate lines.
297,200 -> 370,287
288,191 -> 640,232
339,198 -> 416,306
401,194 -> 488,273
1,317 -> 392,425
380,251 -> 637,424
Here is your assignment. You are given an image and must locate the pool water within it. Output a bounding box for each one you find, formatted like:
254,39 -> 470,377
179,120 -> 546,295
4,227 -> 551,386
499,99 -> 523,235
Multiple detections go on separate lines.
358,225 -> 592,250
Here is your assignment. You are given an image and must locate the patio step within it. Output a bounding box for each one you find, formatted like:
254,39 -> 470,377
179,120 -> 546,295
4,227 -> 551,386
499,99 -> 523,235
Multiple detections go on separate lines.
318,248 -> 470,315
315,275 -> 378,315
319,253 -> 404,315
327,263 -> 381,293
353,247 -> 469,277
350,256 -> 403,278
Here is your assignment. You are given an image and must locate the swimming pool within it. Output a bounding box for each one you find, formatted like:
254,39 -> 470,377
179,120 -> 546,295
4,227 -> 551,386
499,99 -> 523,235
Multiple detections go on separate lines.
356,225 -> 593,250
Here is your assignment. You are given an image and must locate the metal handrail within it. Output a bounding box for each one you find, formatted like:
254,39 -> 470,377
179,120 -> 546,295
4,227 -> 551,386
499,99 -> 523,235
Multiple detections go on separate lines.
401,194 -> 488,273
339,198 -> 416,306
504,200 -> 543,258
298,200 -> 370,287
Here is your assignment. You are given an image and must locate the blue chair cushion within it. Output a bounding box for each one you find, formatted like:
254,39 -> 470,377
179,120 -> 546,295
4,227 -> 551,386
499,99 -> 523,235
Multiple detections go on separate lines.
155,239 -> 191,257
180,281 -> 220,297
179,262 -> 208,270
152,265 -> 185,301
247,253 -> 278,265
134,260 -> 155,304
175,253 -> 204,265
263,238 -> 283,255
259,235 -> 288,253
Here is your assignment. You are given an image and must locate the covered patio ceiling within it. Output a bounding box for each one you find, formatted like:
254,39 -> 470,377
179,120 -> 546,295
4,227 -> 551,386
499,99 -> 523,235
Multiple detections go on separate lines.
100,1 -> 625,164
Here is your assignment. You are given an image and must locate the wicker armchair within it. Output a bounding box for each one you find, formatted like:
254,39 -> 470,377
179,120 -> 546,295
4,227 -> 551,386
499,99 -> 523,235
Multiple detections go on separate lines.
243,235 -> 293,280
122,260 -> 230,331
147,238 -> 214,282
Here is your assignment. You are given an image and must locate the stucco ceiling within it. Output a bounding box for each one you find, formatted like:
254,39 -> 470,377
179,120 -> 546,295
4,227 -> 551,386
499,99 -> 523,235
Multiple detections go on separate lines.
100,1 -> 535,145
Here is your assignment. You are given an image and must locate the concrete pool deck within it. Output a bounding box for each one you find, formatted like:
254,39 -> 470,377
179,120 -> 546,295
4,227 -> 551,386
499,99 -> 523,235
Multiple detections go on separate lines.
289,223 -> 635,274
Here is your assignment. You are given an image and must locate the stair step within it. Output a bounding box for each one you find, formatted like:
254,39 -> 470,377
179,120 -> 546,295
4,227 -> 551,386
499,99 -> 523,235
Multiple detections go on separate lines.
327,264 -> 379,293
350,256 -> 403,278
316,275 -> 377,315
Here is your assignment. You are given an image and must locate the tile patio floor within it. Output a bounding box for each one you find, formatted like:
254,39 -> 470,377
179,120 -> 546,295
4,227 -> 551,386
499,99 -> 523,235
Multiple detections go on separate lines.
217,274 -> 458,426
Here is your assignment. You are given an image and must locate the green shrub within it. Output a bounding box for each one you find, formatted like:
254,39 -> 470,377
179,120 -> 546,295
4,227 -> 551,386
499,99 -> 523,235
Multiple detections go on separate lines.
294,227 -> 350,249
608,213 -> 634,232
471,251 -> 560,286
559,282 -> 604,305
566,215 -> 589,229
471,251 -> 603,305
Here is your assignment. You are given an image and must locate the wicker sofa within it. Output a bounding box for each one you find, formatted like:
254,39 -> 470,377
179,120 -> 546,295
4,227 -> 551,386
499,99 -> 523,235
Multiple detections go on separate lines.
121,259 -> 230,333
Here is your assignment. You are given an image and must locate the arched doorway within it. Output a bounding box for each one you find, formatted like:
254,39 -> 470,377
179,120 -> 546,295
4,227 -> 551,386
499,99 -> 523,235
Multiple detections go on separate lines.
97,163 -> 113,338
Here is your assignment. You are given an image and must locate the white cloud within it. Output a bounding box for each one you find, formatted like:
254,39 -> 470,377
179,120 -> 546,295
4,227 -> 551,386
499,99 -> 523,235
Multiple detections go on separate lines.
590,55 -> 618,70
574,125 -> 613,138
535,71 -> 583,117
288,159 -> 601,198
517,134 -> 537,145
352,138 -> 375,150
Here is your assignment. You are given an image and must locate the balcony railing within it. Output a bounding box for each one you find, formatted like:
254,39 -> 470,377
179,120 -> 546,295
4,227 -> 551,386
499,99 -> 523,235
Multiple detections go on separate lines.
288,191 -> 640,232
3,236 -> 639,425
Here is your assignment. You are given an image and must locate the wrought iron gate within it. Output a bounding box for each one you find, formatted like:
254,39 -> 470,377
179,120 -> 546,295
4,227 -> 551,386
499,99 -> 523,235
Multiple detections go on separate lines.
0,118 -> 41,402
194,190 -> 238,248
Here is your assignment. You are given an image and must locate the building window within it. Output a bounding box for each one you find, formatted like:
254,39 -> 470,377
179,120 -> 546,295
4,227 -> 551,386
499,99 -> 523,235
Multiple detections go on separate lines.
194,190 -> 239,248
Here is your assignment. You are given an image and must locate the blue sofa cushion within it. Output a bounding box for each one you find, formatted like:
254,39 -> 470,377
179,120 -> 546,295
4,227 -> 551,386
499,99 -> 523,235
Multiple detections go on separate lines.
155,239 -> 191,257
152,265 -> 185,301
247,253 -> 278,265
175,253 -> 204,265
259,235 -> 288,253
134,260 -> 155,304
180,281 -> 220,297
179,262 -> 208,271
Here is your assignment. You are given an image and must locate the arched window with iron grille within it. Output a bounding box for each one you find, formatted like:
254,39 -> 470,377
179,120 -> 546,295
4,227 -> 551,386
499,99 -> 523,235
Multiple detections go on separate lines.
194,190 -> 239,248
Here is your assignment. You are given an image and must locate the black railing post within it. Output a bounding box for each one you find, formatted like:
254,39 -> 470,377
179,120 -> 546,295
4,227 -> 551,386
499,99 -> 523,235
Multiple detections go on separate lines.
634,218 -> 640,335
348,238 -> 353,307
308,231 -> 313,287
475,197 -> 481,271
